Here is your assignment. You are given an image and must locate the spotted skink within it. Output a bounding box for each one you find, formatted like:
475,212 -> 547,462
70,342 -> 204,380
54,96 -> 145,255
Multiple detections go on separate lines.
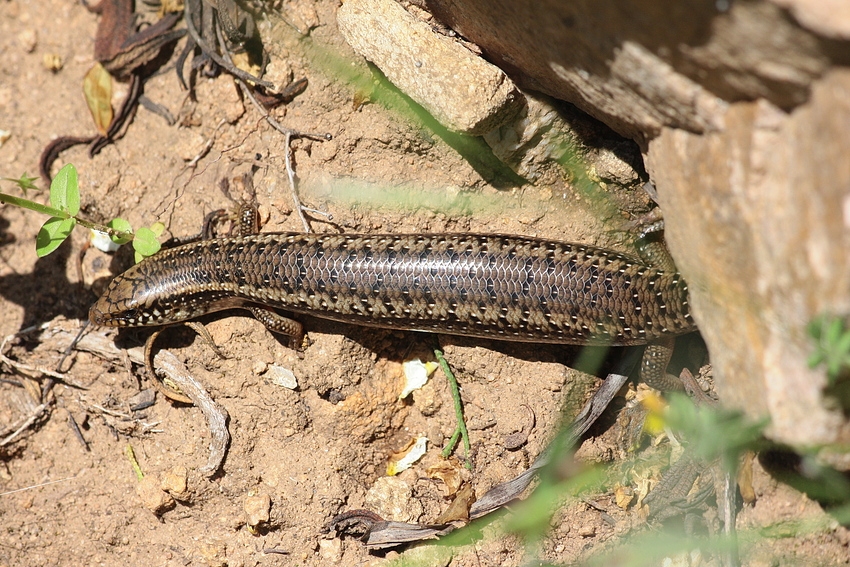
89,232 -> 696,349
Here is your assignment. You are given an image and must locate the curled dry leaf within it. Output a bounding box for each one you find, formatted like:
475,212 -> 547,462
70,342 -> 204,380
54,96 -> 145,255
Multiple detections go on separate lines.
83,63 -> 113,136
433,483 -> 475,524
42,53 -> 63,72
425,457 -> 464,496
613,484 -> 635,509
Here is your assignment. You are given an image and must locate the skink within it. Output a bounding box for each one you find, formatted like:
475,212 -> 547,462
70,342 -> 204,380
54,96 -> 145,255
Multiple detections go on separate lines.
89,232 -> 695,346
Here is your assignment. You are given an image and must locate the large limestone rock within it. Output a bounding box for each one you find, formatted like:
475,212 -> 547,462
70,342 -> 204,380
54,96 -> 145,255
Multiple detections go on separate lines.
422,0 -> 850,456
425,0 -> 845,142
649,74 -> 850,451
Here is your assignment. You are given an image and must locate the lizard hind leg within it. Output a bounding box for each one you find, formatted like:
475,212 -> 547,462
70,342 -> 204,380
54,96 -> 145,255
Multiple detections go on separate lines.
247,306 -> 306,351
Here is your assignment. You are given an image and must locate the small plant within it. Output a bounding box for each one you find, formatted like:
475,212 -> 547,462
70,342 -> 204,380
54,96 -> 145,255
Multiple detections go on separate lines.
808,314 -> 850,384
0,164 -> 163,262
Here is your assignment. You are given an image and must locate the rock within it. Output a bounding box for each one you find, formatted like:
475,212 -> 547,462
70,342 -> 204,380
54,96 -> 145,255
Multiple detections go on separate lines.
337,0 -> 523,135
317,537 -> 342,561
137,474 -> 175,515
423,0 -> 850,457
364,475 -> 423,523
767,0 -> 850,39
647,72 -> 850,453
267,364 -> 298,389
17,29 -> 37,53
483,90 -> 644,184
243,492 -> 271,529
264,58 -> 293,91
196,539 -> 227,567
208,76 -> 244,124
161,465 -> 189,498
177,132 -> 210,162
424,0 -> 844,142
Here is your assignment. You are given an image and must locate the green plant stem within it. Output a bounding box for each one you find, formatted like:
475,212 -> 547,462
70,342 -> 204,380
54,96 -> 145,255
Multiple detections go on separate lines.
435,348 -> 472,469
0,191 -> 133,241
0,192 -> 66,217
75,217 -> 133,240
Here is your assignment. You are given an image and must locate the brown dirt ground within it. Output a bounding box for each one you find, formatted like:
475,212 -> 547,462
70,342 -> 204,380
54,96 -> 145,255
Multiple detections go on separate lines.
1,1 -> 849,566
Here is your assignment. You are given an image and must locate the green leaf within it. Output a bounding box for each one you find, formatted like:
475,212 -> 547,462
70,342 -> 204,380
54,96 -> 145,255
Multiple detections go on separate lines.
2,173 -> 41,196
808,314 -> 850,380
132,226 -> 162,262
149,221 -> 165,237
17,173 -> 39,193
36,216 -> 77,257
835,329 -> 850,359
49,164 -> 80,216
825,317 -> 844,345
107,217 -> 134,245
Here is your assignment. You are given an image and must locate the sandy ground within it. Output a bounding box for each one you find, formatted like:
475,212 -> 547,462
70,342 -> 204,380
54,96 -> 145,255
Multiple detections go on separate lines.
1,1 -> 849,565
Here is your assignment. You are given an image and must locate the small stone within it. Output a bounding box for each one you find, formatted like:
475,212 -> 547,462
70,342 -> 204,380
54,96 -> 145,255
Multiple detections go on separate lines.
364,476 -> 423,523
267,365 -> 298,389
196,540 -> 227,567
317,537 -> 342,561
243,492 -> 271,529
314,138 -> 338,162
208,76 -> 244,124
137,474 -> 175,515
412,379 -> 442,416
177,132 -> 209,162
20,495 -> 34,510
256,204 -> 271,226
17,29 -> 37,53
287,0 -> 320,33
126,388 -> 156,411
161,465 -> 189,498
578,524 -> 596,538
264,59 -> 294,92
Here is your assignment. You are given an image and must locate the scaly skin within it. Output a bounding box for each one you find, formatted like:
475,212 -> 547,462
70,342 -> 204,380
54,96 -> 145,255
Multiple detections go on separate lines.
89,232 -> 695,346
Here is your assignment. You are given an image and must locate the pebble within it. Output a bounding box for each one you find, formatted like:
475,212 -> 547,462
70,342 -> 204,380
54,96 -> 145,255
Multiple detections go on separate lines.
267,365 -> 298,389
161,465 -> 189,498
244,492 -> 271,529
136,474 -> 175,515
17,29 -> 37,53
